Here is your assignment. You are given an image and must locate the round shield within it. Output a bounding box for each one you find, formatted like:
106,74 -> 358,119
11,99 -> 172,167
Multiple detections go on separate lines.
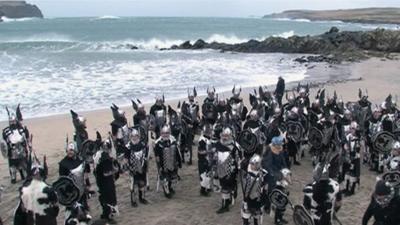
308,127 -> 323,149
238,130 -> 258,154
382,171 -> 400,187
287,121 -> 304,142
293,205 -> 315,225
53,176 -> 82,206
372,131 -> 395,154
269,189 -> 289,210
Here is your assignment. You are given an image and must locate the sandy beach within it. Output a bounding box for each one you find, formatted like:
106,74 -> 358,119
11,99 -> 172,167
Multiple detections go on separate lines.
1,57 -> 400,225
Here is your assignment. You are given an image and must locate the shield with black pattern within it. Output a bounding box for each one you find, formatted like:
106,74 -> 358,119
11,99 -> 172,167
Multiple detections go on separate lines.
308,127 -> 323,149
293,205 -> 315,225
238,130 -> 258,155
269,189 -> 290,210
382,171 -> 400,187
53,176 -> 82,206
286,121 -> 304,142
372,131 -> 395,154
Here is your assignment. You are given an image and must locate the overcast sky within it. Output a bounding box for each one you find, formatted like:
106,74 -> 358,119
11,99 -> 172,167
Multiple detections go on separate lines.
26,0 -> 400,17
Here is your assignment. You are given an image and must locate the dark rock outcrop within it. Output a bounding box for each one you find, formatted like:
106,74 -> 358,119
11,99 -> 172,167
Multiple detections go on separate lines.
0,1 -> 43,21
165,27 -> 400,63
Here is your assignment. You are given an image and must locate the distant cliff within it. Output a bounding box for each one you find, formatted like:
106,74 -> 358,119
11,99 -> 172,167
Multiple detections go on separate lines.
264,8 -> 400,24
0,1 -> 43,22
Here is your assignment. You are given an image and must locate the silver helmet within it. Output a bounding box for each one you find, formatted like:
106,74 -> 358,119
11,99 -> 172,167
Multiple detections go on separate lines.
249,110 -> 259,120
232,85 -> 241,98
161,125 -> 171,140
220,127 -> 233,144
207,86 -> 216,99
131,128 -> 140,144
249,154 -> 262,171
66,142 -> 78,153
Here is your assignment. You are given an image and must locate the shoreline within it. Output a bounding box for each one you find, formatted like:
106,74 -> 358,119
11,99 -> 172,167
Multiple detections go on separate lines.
0,57 -> 399,225
0,60 -> 349,123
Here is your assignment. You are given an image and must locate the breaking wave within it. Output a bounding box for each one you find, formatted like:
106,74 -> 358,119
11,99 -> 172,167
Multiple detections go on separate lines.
0,16 -> 38,23
94,15 -> 121,20
272,18 -> 312,23
0,32 -> 300,52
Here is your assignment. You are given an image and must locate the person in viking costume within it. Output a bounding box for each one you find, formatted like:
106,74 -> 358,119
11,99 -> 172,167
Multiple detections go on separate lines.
365,106 -> 383,172
362,180 -> 400,225
243,110 -> 267,157
183,87 -> 200,133
58,142 -> 91,212
197,124 -> 215,196
14,158 -> 59,225
240,154 -> 268,225
295,84 -> 310,109
303,163 -> 342,225
132,99 -> 150,143
274,76 -> 285,107
2,105 -> 29,183
284,107 -> 302,166
93,138 -> 120,224
150,95 -> 167,138
215,127 -> 241,214
342,121 -> 361,196
110,104 -> 129,156
262,136 -> 290,225
338,108 -> 353,141
70,110 -> 88,152
204,86 -> 217,105
123,128 -> 149,206
201,87 -> 218,126
154,125 -> 182,198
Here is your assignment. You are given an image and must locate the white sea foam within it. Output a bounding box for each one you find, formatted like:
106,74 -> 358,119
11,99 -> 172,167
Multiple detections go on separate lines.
272,18 -> 311,23
95,15 -> 121,20
273,30 -> 295,38
0,16 -> 38,23
0,53 -> 307,120
0,33 -> 75,43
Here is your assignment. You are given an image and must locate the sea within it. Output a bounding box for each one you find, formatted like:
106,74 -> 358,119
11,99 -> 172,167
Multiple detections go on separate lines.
0,16 -> 398,120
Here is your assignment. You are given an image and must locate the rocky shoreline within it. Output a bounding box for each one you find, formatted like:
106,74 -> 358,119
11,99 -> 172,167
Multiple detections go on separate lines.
161,27 -> 400,64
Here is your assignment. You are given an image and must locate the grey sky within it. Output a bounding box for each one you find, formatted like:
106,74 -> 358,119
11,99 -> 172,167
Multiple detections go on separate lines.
28,0 -> 400,17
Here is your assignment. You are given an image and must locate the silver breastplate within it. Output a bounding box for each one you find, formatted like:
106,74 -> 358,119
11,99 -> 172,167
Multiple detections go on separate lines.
130,149 -> 146,174
243,173 -> 264,200
163,144 -> 176,171
217,151 -> 234,178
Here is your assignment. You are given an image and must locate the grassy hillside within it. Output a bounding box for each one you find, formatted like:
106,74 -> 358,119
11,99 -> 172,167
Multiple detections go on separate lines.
264,8 -> 400,24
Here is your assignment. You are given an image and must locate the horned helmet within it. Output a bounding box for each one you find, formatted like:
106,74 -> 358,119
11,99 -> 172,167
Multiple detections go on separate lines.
207,86 -> 216,100
232,85 -> 241,99
188,87 -> 197,102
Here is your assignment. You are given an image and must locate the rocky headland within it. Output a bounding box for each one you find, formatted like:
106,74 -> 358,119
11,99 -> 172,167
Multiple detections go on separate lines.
0,1 -> 43,22
163,27 -> 400,64
263,8 -> 400,24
